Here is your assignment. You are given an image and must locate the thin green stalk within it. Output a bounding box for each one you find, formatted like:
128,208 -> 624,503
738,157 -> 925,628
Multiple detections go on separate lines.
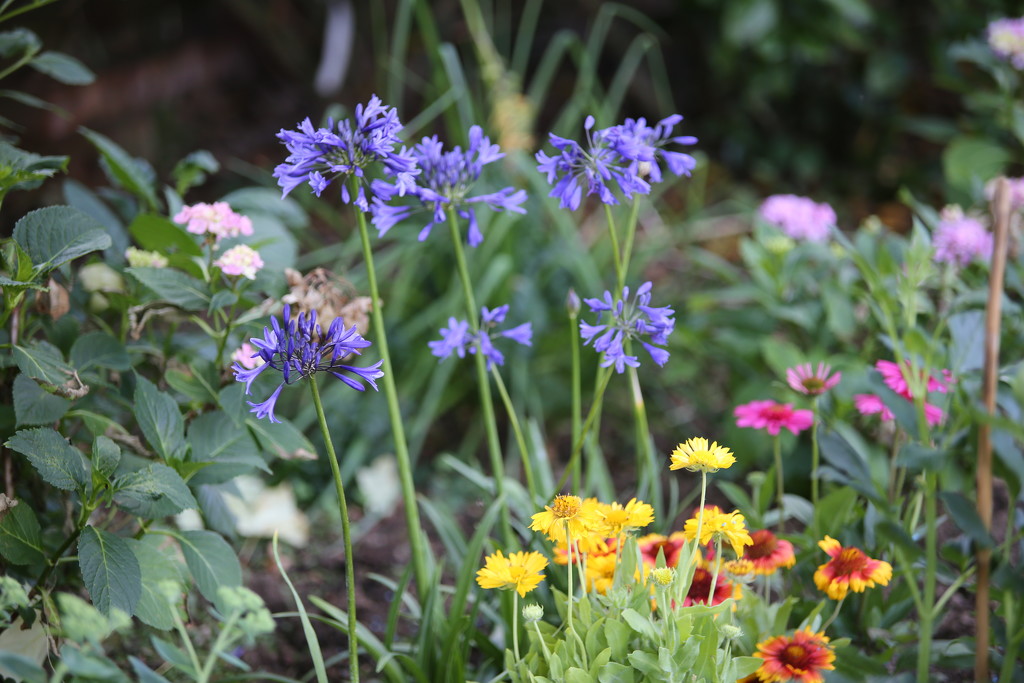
446,207 -> 514,548
352,194 -> 430,601
707,536 -> 722,605
678,470 -> 708,608
309,377 -> 359,683
197,612 -> 240,683
532,620 -> 553,665
626,353 -> 659,513
554,366 -> 615,494
821,596 -> 846,632
569,292 -> 582,491
490,365 -> 539,505
618,200 -> 642,289
913,395 -> 937,683
31,503 -> 91,598
603,203 -> 624,288
564,520 -> 575,659
512,592 -> 520,661
171,604 -> 204,678
773,435 -> 784,532
810,396 -> 820,537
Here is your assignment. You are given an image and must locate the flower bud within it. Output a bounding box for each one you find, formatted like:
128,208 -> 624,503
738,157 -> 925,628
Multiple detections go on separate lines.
521,603 -> 544,623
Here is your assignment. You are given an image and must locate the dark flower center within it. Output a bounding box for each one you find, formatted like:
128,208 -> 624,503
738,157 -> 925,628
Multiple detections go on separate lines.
830,547 -> 869,575
747,531 -> 778,559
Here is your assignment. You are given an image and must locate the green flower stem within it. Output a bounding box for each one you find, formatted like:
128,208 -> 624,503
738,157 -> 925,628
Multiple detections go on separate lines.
512,592 -> 520,661
564,520 -> 575,659
554,365 -> 615,494
576,538 -> 588,596
773,435 -> 784,533
618,200 -> 642,290
353,195 -> 430,601
171,604 -> 204,679
31,502 -> 92,599
309,376 -> 359,683
821,596 -> 846,632
490,365 -> 539,506
532,620 -> 553,665
569,295 -> 583,491
446,207 -> 514,548
603,204 -> 625,289
913,396 -> 937,683
810,396 -> 821,537
197,612 -> 240,683
680,470 -> 708,607
626,354 -> 659,513
707,536 -> 723,606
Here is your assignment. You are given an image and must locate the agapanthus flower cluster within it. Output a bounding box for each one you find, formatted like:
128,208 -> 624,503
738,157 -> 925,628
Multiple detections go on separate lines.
932,205 -> 993,267
579,281 -> 675,373
174,202 -> 253,242
855,359 -> 952,426
215,244 -> 264,280
535,114 -> 696,210
759,194 -> 836,242
233,304 -> 384,423
988,17 -> 1024,69
370,125 -> 527,247
428,304 -> 532,369
273,95 -> 418,210
734,400 -> 814,436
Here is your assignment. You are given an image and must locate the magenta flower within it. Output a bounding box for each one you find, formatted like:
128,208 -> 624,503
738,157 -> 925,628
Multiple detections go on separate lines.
933,206 -> 992,267
758,194 -> 836,242
734,400 -> 814,436
988,17 -> 1024,69
853,394 -> 894,421
875,360 -> 951,400
786,363 -> 841,396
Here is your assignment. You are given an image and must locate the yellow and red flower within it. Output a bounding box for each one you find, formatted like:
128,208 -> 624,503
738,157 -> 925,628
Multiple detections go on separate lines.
813,535 -> 892,600
682,566 -> 738,606
638,532 -> 689,568
745,529 -> 796,575
530,494 -> 599,543
753,628 -> 835,683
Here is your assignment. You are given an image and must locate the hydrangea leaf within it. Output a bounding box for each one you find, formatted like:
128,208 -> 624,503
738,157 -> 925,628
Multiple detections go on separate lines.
112,464 -> 197,518
126,267 -> 210,311
29,51 -> 95,85
13,373 -> 70,426
80,127 -> 159,210
78,526 -> 141,615
133,375 -> 186,461
12,206 -> 111,273
0,502 -> 45,565
127,536 -> 183,631
5,427 -> 89,492
70,332 -> 131,372
171,529 -> 241,603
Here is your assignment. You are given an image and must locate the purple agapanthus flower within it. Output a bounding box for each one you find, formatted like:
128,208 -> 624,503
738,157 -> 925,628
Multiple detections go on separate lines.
369,125 -> 527,247
603,115 -> 698,184
233,304 -> 384,423
429,304 -> 532,369
273,95 -> 419,211
579,282 -> 674,373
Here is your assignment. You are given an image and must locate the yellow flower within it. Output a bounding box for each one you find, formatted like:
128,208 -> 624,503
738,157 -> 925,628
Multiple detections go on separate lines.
475,550 -> 548,598
669,437 -> 735,473
585,552 -> 617,594
597,498 -> 655,537
684,508 -> 753,557
530,494 -> 599,542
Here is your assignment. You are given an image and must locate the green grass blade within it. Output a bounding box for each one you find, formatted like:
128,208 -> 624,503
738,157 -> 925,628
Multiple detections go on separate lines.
271,533 -> 328,683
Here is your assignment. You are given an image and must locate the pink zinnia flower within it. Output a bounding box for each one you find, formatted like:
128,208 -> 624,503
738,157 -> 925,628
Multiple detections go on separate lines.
932,206 -> 992,267
734,400 -> 814,436
786,362 -> 841,396
853,394 -> 894,421
875,360 -> 951,400
759,194 -> 836,242
988,17 -> 1024,69
215,245 -> 264,280
174,202 -> 254,241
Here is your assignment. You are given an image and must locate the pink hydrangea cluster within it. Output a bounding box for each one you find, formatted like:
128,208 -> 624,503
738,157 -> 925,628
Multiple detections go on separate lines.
932,206 -> 992,267
758,194 -> 836,242
734,400 -> 814,436
215,244 -> 264,280
988,17 -> 1024,69
174,202 -> 254,242
231,342 -> 265,370
854,360 -> 953,426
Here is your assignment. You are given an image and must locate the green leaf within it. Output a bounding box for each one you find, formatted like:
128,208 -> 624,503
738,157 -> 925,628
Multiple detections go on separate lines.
0,501 -> 45,565
29,51 -> 95,85
0,652 -> 46,683
942,135 -> 1010,194
134,375 -> 186,460
127,536 -> 182,630
6,427 -> 89,491
187,411 -> 267,485
127,213 -> 202,256
61,646 -> 128,680
70,332 -> 131,372
626,651 -> 661,678
598,662 -> 636,683
80,127 -> 159,210
129,657 -> 173,683
13,372 -> 71,426
12,206 -> 111,272
272,534 -> 328,683
13,341 -> 73,388
172,529 -> 241,603
113,464 -> 197,518
621,608 -> 658,642
172,150 -> 219,195
150,636 -> 196,676
127,267 -> 210,311
247,415 -> 317,461
0,28 -> 41,59
939,491 -> 995,549
166,365 -> 220,406
220,187 -> 309,231
78,526 -> 142,615
0,141 -> 68,195
564,668 -> 590,683
92,436 -> 121,478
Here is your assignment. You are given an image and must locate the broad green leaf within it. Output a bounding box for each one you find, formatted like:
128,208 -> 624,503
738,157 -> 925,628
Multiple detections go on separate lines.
172,150 -> 219,195
129,657 -> 173,683
127,213 -> 202,256
6,427 -> 89,491
113,464 -> 197,518
187,411 -> 267,485
127,267 -> 210,310
80,127 -> 158,210
166,365 -> 220,406
29,51 -> 95,85
597,662 -> 636,683
221,187 -> 309,231
564,668 -> 590,683
247,415 -> 316,461
0,502 -> 45,565
939,491 -> 995,549
134,375 -> 186,460
13,341 -> 73,388
127,536 -> 182,630
0,141 -> 68,195
150,636 -> 195,676
0,28 -> 41,58
92,436 -> 121,478
60,646 -> 128,680
942,135 -> 1010,194
70,332 -> 131,372
13,372 -> 70,426
0,652 -> 46,683
173,529 -> 241,603
78,526 -> 142,615
12,206 -> 111,272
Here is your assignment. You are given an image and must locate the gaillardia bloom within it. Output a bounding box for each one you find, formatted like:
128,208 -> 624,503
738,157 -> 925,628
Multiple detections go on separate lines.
596,498 -> 655,537
475,550 -> 548,598
786,363 -> 841,396
579,281 -> 675,373
754,628 -> 836,683
684,508 -> 753,557
638,532 -> 688,568
428,304 -> 532,369
530,494 -> 598,543
734,400 -> 814,436
233,304 -> 384,423
759,194 -> 836,243
745,529 -> 796,575
669,437 -> 735,473
683,566 -> 736,607
814,535 -> 892,600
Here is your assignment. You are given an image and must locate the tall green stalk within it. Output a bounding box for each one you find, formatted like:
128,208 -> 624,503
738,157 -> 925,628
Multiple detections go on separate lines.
352,193 -> 430,601
772,434 -> 784,533
490,365 -> 539,505
810,395 -> 821,538
568,291 -> 583,491
309,376 -> 359,682
446,207 -> 514,548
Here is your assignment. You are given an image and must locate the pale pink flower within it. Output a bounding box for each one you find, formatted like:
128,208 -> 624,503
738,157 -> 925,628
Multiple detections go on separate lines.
215,245 -> 264,280
932,206 -> 992,267
984,177 -> 1024,211
853,394 -> 894,421
759,194 -> 836,242
173,202 -> 254,241
988,17 -> 1024,69
231,342 -> 264,370
786,362 -> 841,396
734,400 -> 814,436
